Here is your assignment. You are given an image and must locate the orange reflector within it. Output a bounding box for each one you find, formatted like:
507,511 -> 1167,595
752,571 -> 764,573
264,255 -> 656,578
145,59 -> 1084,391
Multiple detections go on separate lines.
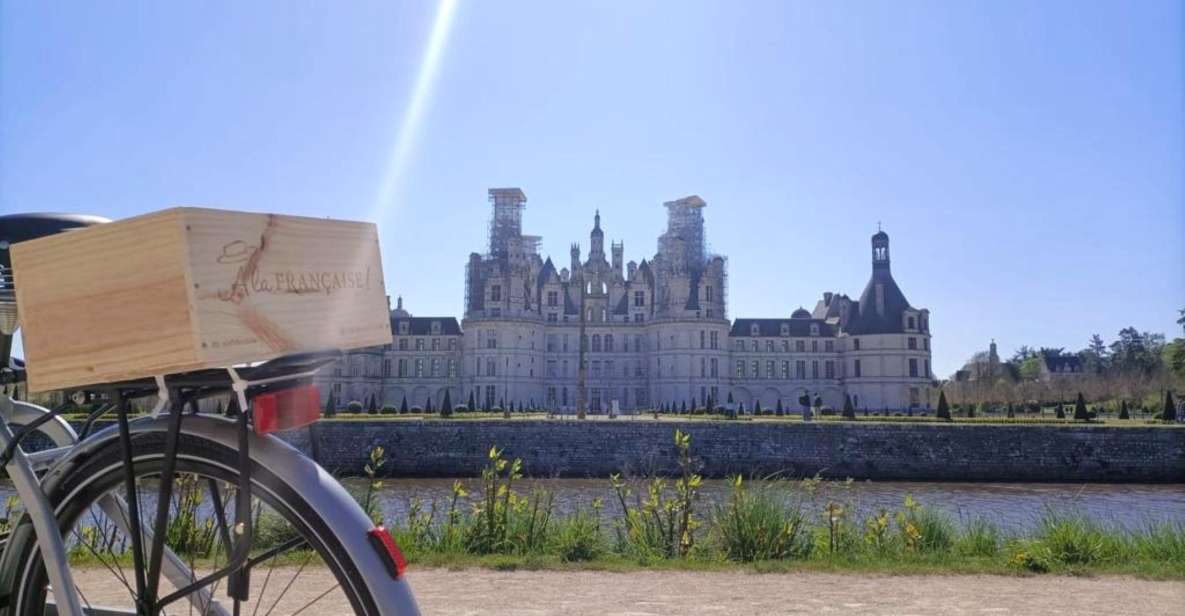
253,385 -> 322,434
367,526 -> 408,579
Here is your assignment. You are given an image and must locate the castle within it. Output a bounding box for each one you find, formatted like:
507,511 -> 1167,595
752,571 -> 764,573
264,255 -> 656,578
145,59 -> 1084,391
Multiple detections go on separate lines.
315,188 -> 933,412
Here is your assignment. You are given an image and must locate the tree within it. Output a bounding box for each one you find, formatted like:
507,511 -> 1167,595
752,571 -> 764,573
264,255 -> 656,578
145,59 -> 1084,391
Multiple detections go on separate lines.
1164,391 -> 1177,422
467,391 -> 476,413
727,391 -> 735,405
441,390 -> 454,418
842,394 -> 855,420
753,400 -> 762,416
323,391 -> 336,418
936,390 -> 951,420
367,394 -> 378,415
425,397 -> 434,414
1018,356 -> 1044,381
1119,399 -> 1130,420
776,398 -> 785,417
1006,402 -> 1015,419
400,395 -> 409,415
1056,405 -> 1066,419
738,402 -> 746,415
681,400 -> 688,415
1074,392 -> 1089,421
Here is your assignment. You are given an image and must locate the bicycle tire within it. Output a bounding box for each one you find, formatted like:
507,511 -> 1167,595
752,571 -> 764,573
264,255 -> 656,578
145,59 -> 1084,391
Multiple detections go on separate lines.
0,415 -> 418,616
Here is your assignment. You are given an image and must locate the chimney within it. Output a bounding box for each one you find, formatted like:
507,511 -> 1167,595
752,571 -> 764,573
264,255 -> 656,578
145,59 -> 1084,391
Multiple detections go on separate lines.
824,292 -> 833,306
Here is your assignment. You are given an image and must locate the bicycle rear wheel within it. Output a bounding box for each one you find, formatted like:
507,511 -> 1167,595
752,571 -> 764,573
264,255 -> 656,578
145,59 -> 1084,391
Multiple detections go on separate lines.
2,416 -> 415,616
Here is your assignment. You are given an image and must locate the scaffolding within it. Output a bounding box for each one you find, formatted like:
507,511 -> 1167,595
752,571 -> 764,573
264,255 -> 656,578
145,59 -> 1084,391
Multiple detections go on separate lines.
487,187 -> 527,259
658,195 -> 707,272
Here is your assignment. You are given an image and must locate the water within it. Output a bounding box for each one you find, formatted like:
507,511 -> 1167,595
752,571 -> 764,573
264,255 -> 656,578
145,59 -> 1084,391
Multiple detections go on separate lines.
4,479 -> 1181,534
352,478 -> 1185,533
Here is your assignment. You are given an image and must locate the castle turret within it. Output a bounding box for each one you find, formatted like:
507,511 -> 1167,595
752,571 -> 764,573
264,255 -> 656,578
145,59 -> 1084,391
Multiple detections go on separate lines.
589,211 -> 605,262
611,241 -> 624,276
570,243 -> 581,273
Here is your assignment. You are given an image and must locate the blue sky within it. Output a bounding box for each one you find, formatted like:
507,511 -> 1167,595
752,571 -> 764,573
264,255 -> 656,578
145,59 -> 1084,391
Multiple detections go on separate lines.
2,1 -> 1182,376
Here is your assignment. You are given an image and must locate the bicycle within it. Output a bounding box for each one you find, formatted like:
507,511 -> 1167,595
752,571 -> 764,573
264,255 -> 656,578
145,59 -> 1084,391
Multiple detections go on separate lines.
0,213 -> 421,615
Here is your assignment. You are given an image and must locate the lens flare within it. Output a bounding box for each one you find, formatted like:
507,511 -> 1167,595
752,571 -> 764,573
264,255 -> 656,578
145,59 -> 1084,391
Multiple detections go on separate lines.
370,0 -> 459,220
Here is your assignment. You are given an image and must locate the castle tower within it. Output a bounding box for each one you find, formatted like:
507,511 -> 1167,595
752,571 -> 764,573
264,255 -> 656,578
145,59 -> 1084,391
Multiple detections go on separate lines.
487,188 -> 526,259
589,210 -> 605,262
872,228 -> 890,271
570,243 -> 581,274
611,241 -> 624,277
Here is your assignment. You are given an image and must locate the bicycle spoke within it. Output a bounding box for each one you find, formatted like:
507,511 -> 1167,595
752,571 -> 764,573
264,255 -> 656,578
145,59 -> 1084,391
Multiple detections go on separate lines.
287,583 -> 341,616
261,549 -> 316,616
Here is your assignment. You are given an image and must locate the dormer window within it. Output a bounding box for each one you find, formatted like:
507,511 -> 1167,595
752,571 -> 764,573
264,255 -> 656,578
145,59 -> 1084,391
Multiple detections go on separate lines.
431,321 -> 441,335
907,316 -> 916,330
810,324 -> 819,336
780,324 -> 789,337
398,322 -> 410,335
490,285 -> 502,302
750,323 -> 760,337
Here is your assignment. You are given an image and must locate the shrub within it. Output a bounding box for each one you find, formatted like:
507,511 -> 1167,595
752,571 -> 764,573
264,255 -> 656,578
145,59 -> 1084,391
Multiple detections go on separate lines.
553,507 -> 604,562
1163,391 -> 1177,422
842,394 -> 855,420
323,391 -> 336,418
896,496 -> 955,553
1073,393 -> 1089,421
956,518 -> 1000,557
347,400 -> 364,414
410,406 -> 424,413
1055,406 -> 1066,419
1032,512 -> 1118,566
1119,400 -> 1130,420
380,404 -> 398,415
715,477 -> 811,561
935,390 -> 951,421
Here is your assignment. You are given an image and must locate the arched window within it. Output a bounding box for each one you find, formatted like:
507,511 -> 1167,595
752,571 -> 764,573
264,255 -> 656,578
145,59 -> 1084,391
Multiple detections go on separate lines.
605,334 -> 614,352
592,335 -> 602,352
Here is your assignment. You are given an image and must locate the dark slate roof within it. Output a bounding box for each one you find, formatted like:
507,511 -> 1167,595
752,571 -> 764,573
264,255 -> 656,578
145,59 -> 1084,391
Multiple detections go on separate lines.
613,289 -> 630,315
845,269 -> 912,335
729,318 -> 836,337
791,307 -> 811,319
1043,354 -> 1083,373
391,316 -> 462,336
537,257 -> 558,287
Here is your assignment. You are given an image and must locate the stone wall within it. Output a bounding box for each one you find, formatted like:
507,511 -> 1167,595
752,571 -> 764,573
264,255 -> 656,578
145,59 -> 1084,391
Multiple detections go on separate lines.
280,421 -> 1185,483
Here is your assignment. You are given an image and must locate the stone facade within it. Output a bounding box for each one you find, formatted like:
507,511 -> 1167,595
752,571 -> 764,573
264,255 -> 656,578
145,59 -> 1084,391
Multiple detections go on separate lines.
281,421 -> 1185,482
315,188 -> 933,412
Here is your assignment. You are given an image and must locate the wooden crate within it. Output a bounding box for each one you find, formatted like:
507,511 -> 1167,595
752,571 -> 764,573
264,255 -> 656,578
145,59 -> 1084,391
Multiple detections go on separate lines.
12,207 -> 393,392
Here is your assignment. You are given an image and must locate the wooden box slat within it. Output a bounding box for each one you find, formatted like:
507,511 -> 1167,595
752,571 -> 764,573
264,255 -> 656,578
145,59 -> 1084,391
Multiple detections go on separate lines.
12,207 -> 392,392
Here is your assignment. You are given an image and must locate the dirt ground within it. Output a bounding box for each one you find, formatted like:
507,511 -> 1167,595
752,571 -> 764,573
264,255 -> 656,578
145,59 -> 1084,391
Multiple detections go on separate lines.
71,568 -> 1185,615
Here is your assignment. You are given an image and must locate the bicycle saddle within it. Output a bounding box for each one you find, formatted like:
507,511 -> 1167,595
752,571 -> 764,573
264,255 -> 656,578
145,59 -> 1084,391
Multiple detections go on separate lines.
0,213 -> 110,270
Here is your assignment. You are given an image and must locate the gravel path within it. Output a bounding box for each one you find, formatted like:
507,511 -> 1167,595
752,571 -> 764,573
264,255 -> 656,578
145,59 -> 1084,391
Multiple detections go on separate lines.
71,568 -> 1185,615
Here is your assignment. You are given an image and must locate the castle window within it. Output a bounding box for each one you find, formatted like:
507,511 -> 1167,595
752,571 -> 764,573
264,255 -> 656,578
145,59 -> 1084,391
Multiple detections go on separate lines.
810,324 -> 819,336
449,339 -> 457,351
825,340 -> 834,352
795,340 -> 805,352
796,361 -> 806,379
924,359 -> 930,377
634,313 -> 645,322
710,358 -> 718,378
782,361 -> 790,379
908,316 -> 916,330
432,338 -> 440,351
854,359 -> 862,377
766,360 -> 775,379
490,285 -> 502,302
605,334 -> 614,352
908,337 -> 917,350
415,359 -> 424,378
750,340 -> 758,352
487,358 -> 496,376
399,322 -> 410,335
825,360 -> 835,379
750,323 -> 760,337
811,361 -> 819,379
489,308 -> 501,317
431,321 -> 441,335
811,340 -> 819,353
383,359 -> 391,377
766,340 -> 774,353
752,361 -> 759,378
780,324 -> 789,336
909,358 -> 919,378
634,291 -> 645,307
736,360 -> 745,378
700,357 -> 706,378
781,340 -> 789,352
710,331 -> 719,349
431,358 -> 440,377
448,359 -> 457,377
547,312 -> 558,322
415,338 -> 425,352
706,286 -> 714,302
547,291 -> 558,307
398,359 -> 407,377
592,335 -> 602,352
923,338 -> 929,351
853,338 -> 860,351
398,339 -> 408,351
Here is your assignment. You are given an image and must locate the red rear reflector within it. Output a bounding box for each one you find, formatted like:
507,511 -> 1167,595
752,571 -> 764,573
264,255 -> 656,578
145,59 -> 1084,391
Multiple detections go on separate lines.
367,526 -> 408,579
253,385 -> 322,434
